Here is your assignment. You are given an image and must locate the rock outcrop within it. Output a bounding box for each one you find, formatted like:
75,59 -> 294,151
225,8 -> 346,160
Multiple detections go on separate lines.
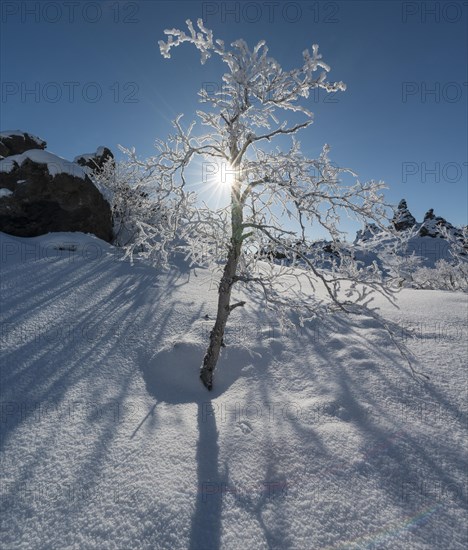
391,199 -> 416,231
74,146 -> 114,172
353,199 -> 467,266
0,130 -> 47,158
418,208 -> 462,240
0,132 -> 113,242
354,223 -> 382,243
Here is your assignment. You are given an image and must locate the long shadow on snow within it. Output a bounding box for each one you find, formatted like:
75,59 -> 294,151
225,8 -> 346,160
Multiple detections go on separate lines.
140,339 -> 285,550
223,287 -> 467,547
0,244 -> 198,536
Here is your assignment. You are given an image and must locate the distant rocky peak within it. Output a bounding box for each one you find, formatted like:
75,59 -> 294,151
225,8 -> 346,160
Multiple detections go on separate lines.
398,199 -> 408,209
419,209 -> 455,238
392,198 -> 416,231
354,222 -> 382,243
424,208 -> 435,221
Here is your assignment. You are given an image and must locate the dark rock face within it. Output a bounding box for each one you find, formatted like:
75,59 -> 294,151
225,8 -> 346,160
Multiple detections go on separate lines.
0,155 -> 113,242
419,208 -> 458,239
0,131 -> 47,158
322,242 -> 341,256
392,199 -> 416,231
423,208 -> 435,221
74,147 -> 114,172
0,141 -> 9,158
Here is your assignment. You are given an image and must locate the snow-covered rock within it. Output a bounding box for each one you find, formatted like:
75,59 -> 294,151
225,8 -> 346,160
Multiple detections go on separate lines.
74,146 -> 114,173
251,200 -> 465,277
418,208 -> 462,240
0,188 -> 13,198
0,150 -> 113,242
354,200 -> 466,268
0,149 -> 88,179
391,199 -> 416,231
354,222 -> 383,243
0,130 -> 46,158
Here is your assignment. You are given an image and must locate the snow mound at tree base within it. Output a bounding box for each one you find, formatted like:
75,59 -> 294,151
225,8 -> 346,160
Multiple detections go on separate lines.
142,341 -> 250,403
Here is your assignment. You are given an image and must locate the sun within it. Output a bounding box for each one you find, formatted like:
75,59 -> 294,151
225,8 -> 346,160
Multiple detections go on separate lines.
220,162 -> 236,187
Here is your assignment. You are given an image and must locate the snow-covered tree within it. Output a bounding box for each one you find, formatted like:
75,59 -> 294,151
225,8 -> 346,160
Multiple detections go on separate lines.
408,224 -> 468,291
93,153 -> 191,265
410,260 -> 468,292
122,20 -> 407,389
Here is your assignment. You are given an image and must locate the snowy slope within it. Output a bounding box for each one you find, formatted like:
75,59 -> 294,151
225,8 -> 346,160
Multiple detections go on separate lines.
0,232 -> 467,549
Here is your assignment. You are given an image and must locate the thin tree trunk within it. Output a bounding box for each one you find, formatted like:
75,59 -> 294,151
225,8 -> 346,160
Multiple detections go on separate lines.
200,245 -> 240,390
200,149 -> 243,390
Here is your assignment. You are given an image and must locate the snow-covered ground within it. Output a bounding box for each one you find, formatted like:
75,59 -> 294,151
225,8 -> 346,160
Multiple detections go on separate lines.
0,232 -> 466,549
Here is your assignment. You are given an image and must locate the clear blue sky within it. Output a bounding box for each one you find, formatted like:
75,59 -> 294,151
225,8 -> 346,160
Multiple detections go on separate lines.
1,0 -> 467,236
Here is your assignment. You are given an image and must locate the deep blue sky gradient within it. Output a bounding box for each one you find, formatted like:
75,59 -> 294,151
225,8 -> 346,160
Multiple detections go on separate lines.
1,0 -> 467,236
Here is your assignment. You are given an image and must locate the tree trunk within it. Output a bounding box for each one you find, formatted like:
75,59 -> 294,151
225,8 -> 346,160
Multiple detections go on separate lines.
200,151 -> 243,390
200,244 -> 240,390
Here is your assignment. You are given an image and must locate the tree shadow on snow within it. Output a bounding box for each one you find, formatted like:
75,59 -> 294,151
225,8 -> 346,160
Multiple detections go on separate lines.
188,401 -> 223,550
140,340 -> 285,549
0,238 -> 202,544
